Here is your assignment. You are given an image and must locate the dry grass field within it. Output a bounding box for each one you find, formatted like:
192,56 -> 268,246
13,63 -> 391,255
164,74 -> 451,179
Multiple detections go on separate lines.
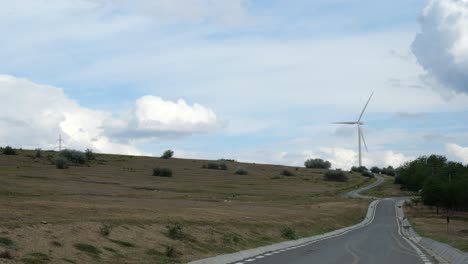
405,204 -> 468,252
0,150 -> 372,264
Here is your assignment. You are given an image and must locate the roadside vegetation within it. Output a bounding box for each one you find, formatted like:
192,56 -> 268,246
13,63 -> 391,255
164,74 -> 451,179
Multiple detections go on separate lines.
395,154 -> 468,252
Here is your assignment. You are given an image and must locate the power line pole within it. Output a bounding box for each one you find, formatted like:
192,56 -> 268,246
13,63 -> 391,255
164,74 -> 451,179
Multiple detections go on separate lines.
58,134 -> 64,151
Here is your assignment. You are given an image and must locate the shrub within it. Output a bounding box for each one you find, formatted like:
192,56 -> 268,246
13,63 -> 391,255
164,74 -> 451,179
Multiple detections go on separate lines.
167,222 -> 185,240
85,149 -> 95,160
161,150 -> 174,159
35,149 -> 42,158
234,167 -> 248,175
74,243 -> 101,255
58,149 -> 86,164
55,157 -> 69,169
99,223 -> 112,237
218,163 -> 228,170
324,171 -> 348,182
153,167 -> 173,177
2,146 -> 16,155
362,171 -> 374,178
370,166 -> 381,174
203,162 -> 227,170
223,233 -> 241,244
165,245 -> 177,258
280,169 -> 294,176
351,166 -> 368,173
304,158 -> 331,169
280,226 -> 297,240
0,237 -> 14,248
0,250 -> 12,259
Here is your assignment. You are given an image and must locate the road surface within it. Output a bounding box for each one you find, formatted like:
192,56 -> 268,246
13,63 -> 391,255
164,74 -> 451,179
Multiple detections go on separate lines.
230,176 -> 433,264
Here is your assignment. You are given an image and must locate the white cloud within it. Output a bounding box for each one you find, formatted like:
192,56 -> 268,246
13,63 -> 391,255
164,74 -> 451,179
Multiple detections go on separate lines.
446,143 -> 468,163
0,75 -> 219,154
412,0 -> 468,96
382,150 -> 413,167
106,95 -> 221,139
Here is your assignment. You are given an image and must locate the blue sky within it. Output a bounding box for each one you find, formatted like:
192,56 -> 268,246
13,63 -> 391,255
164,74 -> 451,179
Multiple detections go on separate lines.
1,0 -> 468,169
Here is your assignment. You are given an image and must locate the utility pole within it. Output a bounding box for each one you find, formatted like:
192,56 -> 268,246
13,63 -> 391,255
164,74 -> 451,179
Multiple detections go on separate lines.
58,134 -> 63,151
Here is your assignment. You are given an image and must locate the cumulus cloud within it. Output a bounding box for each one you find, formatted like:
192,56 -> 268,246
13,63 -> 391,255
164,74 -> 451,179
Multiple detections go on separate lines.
412,0 -> 468,95
105,95 -> 221,140
446,143 -> 468,163
0,75 -> 219,154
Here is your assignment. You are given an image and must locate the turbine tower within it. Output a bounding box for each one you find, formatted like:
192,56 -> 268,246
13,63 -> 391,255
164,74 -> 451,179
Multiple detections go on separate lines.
333,92 -> 373,167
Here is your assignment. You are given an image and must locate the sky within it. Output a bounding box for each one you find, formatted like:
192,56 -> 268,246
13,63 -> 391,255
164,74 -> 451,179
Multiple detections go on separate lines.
1,0 -> 468,169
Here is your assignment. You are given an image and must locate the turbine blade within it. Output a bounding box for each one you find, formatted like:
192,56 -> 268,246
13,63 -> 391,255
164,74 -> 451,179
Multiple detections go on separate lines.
359,126 -> 369,152
358,92 -> 374,122
332,122 -> 358,125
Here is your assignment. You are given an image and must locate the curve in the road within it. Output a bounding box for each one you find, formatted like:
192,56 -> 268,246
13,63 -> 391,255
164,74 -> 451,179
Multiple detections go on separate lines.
231,199 -> 432,264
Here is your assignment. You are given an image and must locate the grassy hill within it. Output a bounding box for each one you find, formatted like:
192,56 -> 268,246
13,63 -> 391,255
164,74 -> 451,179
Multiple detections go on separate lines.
0,149 -> 373,263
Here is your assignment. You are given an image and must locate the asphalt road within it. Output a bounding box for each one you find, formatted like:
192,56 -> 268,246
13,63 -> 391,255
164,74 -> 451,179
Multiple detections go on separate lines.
232,199 -> 430,264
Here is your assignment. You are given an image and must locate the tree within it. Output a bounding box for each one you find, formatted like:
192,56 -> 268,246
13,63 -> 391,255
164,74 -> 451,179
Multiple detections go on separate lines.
161,150 -> 174,159
304,158 -> 331,169
370,166 -> 381,174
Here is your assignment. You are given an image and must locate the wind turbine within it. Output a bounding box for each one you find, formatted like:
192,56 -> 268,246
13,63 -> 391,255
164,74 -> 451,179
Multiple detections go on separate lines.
333,92 -> 374,168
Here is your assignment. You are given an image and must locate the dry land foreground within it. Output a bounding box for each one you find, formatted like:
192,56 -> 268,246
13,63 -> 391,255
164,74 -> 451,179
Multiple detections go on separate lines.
0,150 -> 374,264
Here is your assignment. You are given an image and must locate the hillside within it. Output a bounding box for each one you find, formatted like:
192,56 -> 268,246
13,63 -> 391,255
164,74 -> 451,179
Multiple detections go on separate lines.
0,150 -> 372,264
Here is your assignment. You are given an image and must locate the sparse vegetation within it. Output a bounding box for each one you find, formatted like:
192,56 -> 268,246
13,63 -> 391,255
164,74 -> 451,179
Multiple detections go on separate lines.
280,169 -> 294,176
0,250 -> 13,260
167,222 -> 185,240
361,171 -> 374,178
35,148 -> 42,158
99,223 -> 112,237
304,158 -> 331,169
74,243 -> 101,256
153,167 -> 173,177
58,149 -> 87,164
21,252 -> 50,264
161,150 -> 174,159
324,171 -> 348,182
85,149 -> 95,160
223,233 -> 241,244
109,239 -> 134,248
203,162 -> 227,170
234,167 -> 248,175
165,245 -> 177,258
280,226 -> 297,240
54,157 -> 69,169
0,237 -> 15,248
2,146 -> 16,155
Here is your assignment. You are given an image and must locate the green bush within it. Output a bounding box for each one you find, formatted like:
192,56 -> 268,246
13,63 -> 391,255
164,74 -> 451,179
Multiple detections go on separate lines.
58,149 -> 86,164
304,158 -> 331,169
2,146 -> 16,155
280,169 -> 294,176
74,243 -> 101,255
165,245 -> 177,258
153,167 -> 173,177
203,162 -> 227,170
351,166 -> 368,173
99,223 -> 112,237
280,226 -> 297,240
324,171 -> 348,182
167,222 -> 185,240
370,166 -> 381,173
35,148 -> 42,158
362,171 -> 374,178
161,150 -> 174,159
235,167 -> 248,175
55,157 -> 69,169
85,149 -> 95,160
